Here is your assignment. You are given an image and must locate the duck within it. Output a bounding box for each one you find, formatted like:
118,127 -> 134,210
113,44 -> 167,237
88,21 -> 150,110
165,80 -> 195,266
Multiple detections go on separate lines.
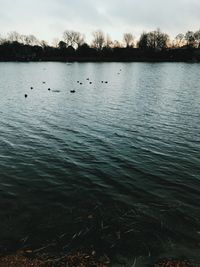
70,90 -> 76,93
25,94 -> 28,98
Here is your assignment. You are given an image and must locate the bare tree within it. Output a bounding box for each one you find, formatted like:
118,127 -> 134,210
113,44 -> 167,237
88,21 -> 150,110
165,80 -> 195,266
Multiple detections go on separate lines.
123,33 -> 134,47
63,30 -> 85,48
138,29 -> 169,50
0,34 -> 6,44
74,32 -> 85,48
156,30 -> 169,49
138,31 -> 157,49
138,32 -> 148,49
174,33 -> 185,47
105,34 -> 113,48
91,30 -> 105,50
7,31 -> 21,42
112,40 -> 122,48
6,32 -> 39,46
40,40 -> 48,48
185,31 -> 195,47
194,30 -> 200,48
24,35 -> 38,46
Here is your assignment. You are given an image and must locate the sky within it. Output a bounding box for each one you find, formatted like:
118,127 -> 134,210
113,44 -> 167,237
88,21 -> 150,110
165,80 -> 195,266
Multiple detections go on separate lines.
0,0 -> 199,44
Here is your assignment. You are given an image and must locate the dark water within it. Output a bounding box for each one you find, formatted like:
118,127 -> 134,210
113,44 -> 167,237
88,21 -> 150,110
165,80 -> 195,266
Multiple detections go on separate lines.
0,62 -> 200,264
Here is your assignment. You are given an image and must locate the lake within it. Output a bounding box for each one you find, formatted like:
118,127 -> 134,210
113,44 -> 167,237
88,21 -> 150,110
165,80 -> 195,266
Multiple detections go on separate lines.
0,62 -> 200,264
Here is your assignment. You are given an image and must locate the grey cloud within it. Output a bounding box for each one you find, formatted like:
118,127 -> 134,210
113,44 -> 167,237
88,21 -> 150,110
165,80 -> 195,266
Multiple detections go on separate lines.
0,0 -> 199,42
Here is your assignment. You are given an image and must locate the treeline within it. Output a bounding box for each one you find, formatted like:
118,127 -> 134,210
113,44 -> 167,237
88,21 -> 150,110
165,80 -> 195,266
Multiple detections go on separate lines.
0,29 -> 200,62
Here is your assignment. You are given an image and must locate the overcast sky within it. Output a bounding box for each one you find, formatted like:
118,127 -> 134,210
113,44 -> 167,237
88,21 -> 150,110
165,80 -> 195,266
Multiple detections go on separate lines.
0,0 -> 199,44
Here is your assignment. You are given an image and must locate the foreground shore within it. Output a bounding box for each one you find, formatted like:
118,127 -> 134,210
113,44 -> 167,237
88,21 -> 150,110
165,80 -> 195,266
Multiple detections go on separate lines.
0,250 -> 108,267
0,249 -> 193,267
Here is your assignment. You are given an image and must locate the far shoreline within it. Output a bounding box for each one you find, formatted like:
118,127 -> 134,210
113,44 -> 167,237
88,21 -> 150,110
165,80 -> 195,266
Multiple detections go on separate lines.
0,58 -> 200,63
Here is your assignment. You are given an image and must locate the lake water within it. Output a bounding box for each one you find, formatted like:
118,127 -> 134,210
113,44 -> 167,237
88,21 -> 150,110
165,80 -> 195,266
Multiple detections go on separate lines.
0,62 -> 200,264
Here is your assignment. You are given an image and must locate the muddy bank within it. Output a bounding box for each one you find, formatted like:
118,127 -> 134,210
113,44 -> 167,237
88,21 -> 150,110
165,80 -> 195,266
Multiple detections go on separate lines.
0,249 -> 109,267
0,251 -> 193,267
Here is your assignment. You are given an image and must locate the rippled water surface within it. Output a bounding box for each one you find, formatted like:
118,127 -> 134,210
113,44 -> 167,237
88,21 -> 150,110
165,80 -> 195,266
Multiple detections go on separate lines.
0,62 -> 200,263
